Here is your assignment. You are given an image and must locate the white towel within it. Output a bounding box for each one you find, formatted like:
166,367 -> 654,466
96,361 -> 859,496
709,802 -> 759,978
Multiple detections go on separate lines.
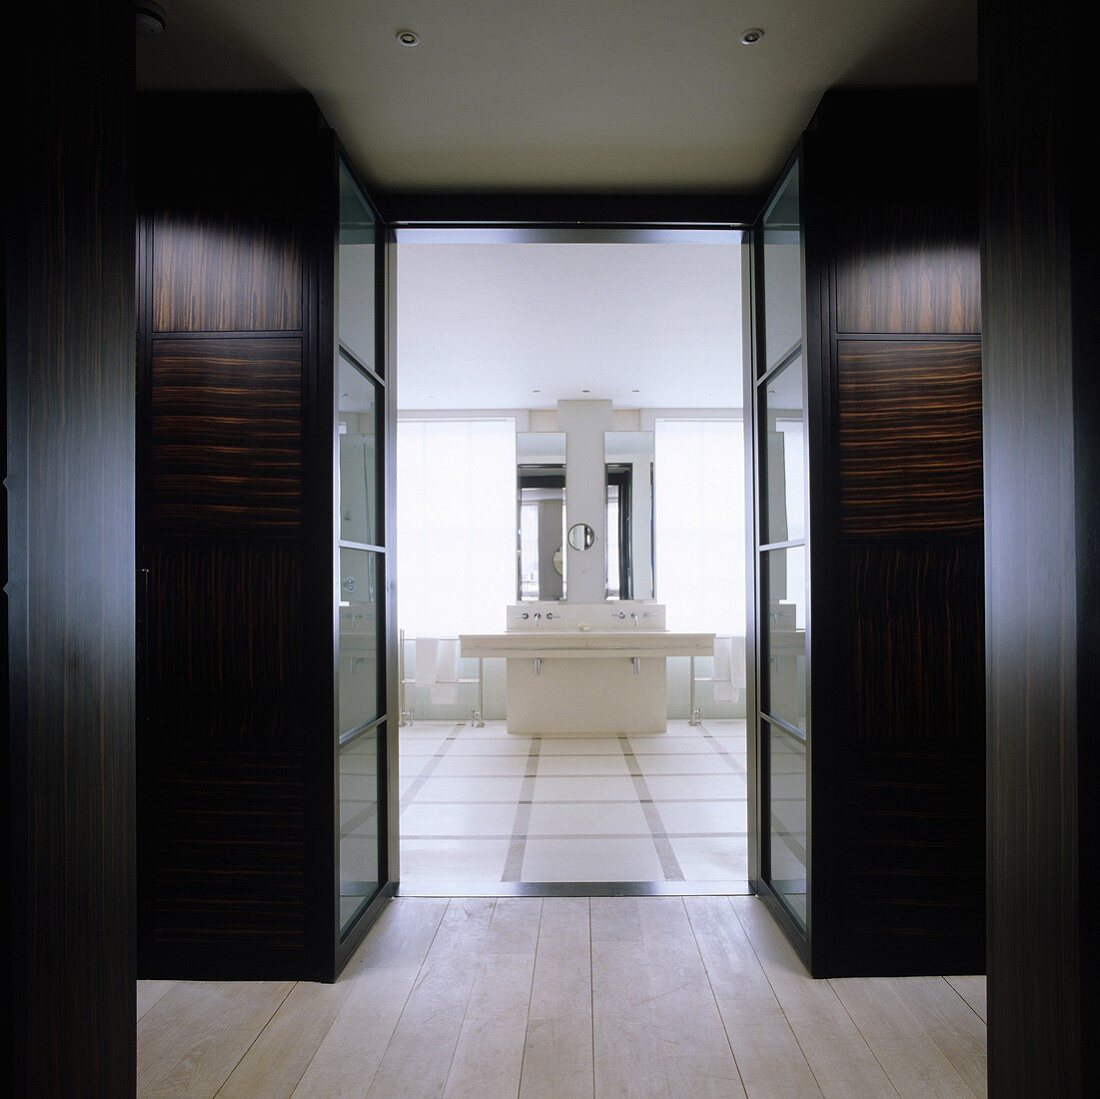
414,637 -> 439,688
430,639 -> 459,704
712,637 -> 735,701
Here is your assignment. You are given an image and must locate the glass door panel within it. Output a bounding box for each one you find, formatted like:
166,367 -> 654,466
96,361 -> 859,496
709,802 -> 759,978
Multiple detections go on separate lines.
755,153 -> 809,936
338,352 -> 379,546
761,546 -> 807,731
764,719 -> 808,930
338,160 -> 377,372
761,164 -> 802,373
761,354 -> 806,544
339,547 -> 382,733
338,728 -> 380,929
336,156 -> 387,939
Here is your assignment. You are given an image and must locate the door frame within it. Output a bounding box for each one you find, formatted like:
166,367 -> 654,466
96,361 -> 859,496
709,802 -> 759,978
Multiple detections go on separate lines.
375,201 -> 762,902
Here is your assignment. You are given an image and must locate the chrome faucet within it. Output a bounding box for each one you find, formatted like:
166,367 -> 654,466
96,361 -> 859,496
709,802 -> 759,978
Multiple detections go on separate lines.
631,612 -> 639,627
614,610 -> 626,619
533,612 -> 542,628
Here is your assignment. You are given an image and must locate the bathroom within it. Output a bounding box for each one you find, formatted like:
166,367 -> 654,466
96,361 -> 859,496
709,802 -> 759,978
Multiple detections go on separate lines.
369,229 -> 796,890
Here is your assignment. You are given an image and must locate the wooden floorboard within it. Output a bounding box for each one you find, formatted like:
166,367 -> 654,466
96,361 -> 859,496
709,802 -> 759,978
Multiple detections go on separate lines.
729,897 -> 901,1099
828,977 -> 978,1098
137,979 -> 177,1022
138,980 -> 294,1098
944,975 -> 987,1022
686,896 -> 822,1098
136,895 -> 987,1099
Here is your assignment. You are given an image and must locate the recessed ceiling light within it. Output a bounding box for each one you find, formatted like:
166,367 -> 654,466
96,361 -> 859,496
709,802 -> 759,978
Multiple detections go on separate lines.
532,389 -> 541,394
582,389 -> 591,394
740,28 -> 765,46
396,29 -> 420,47
136,0 -> 167,36
631,389 -> 640,394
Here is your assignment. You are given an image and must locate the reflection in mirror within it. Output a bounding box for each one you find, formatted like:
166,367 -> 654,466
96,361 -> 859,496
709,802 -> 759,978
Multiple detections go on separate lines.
517,432 -> 566,601
567,522 -> 596,551
604,431 -> 655,601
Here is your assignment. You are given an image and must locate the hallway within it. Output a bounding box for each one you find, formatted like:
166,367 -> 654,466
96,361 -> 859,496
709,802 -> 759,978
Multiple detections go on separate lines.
137,896 -> 987,1097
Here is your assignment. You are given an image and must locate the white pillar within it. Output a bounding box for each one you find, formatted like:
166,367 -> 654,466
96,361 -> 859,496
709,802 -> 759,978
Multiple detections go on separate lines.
557,399 -> 613,603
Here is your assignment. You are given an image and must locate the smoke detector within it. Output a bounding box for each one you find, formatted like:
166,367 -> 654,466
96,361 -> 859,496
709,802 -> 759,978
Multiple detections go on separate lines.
740,28 -> 765,46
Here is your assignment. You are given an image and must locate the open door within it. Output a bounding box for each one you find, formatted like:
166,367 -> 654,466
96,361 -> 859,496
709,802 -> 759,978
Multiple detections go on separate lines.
333,153 -> 399,969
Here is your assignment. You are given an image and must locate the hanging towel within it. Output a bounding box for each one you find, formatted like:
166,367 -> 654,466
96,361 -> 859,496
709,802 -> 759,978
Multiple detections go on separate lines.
431,639 -> 459,704
414,637 -> 439,688
712,636 -> 735,701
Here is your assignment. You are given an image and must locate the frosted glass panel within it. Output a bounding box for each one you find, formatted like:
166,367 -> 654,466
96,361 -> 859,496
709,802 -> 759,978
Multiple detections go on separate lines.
654,419 -> 746,634
397,419 -> 516,637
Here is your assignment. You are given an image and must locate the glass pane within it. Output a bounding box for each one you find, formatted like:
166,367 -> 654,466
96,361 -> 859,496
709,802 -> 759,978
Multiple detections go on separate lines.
517,466 -> 566,602
762,355 -> 806,543
766,720 -> 807,930
762,163 -> 802,372
339,160 -> 376,372
339,726 -> 380,931
339,547 -> 382,734
604,431 -> 655,601
762,546 -> 807,730
339,353 -> 379,545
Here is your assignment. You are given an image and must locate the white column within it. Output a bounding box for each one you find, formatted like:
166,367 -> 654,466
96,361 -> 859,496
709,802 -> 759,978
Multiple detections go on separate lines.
557,399 -> 613,603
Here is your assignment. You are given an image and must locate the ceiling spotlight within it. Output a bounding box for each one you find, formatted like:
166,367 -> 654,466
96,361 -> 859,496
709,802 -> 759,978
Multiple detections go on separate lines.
532,389 -> 541,394
740,28 -> 765,46
631,389 -> 640,393
136,1 -> 166,37
396,29 -> 420,46
582,389 -> 591,394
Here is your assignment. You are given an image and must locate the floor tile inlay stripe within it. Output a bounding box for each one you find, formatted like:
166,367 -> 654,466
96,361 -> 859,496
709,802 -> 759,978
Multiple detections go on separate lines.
501,735 -> 541,881
399,723 -> 462,812
617,736 -> 686,881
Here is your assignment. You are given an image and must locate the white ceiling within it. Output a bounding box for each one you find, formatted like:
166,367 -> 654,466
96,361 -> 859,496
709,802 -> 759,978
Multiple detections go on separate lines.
396,239 -> 743,410
137,1 -> 976,193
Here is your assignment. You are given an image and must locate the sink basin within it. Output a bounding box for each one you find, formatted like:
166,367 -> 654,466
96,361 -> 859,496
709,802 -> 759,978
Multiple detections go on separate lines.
459,631 -> 714,659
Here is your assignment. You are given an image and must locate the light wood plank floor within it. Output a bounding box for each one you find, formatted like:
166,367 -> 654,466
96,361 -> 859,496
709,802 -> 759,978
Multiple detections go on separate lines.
137,896 -> 987,1098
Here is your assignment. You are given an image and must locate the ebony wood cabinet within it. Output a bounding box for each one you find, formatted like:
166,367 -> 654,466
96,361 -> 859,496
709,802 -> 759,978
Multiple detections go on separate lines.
749,89 -> 985,976
136,93 -> 395,981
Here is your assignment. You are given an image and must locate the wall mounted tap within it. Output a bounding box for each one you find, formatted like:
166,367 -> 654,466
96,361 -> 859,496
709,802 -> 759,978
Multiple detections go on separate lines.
614,610 -> 626,619
533,612 -> 542,628
631,612 -> 639,627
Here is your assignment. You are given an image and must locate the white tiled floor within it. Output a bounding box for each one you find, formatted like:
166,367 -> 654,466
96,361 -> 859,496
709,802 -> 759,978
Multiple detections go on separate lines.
399,719 -> 749,884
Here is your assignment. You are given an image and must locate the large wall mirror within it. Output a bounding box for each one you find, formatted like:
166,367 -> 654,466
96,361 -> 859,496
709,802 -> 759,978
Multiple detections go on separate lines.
517,432 -> 567,601
605,431 -> 655,600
